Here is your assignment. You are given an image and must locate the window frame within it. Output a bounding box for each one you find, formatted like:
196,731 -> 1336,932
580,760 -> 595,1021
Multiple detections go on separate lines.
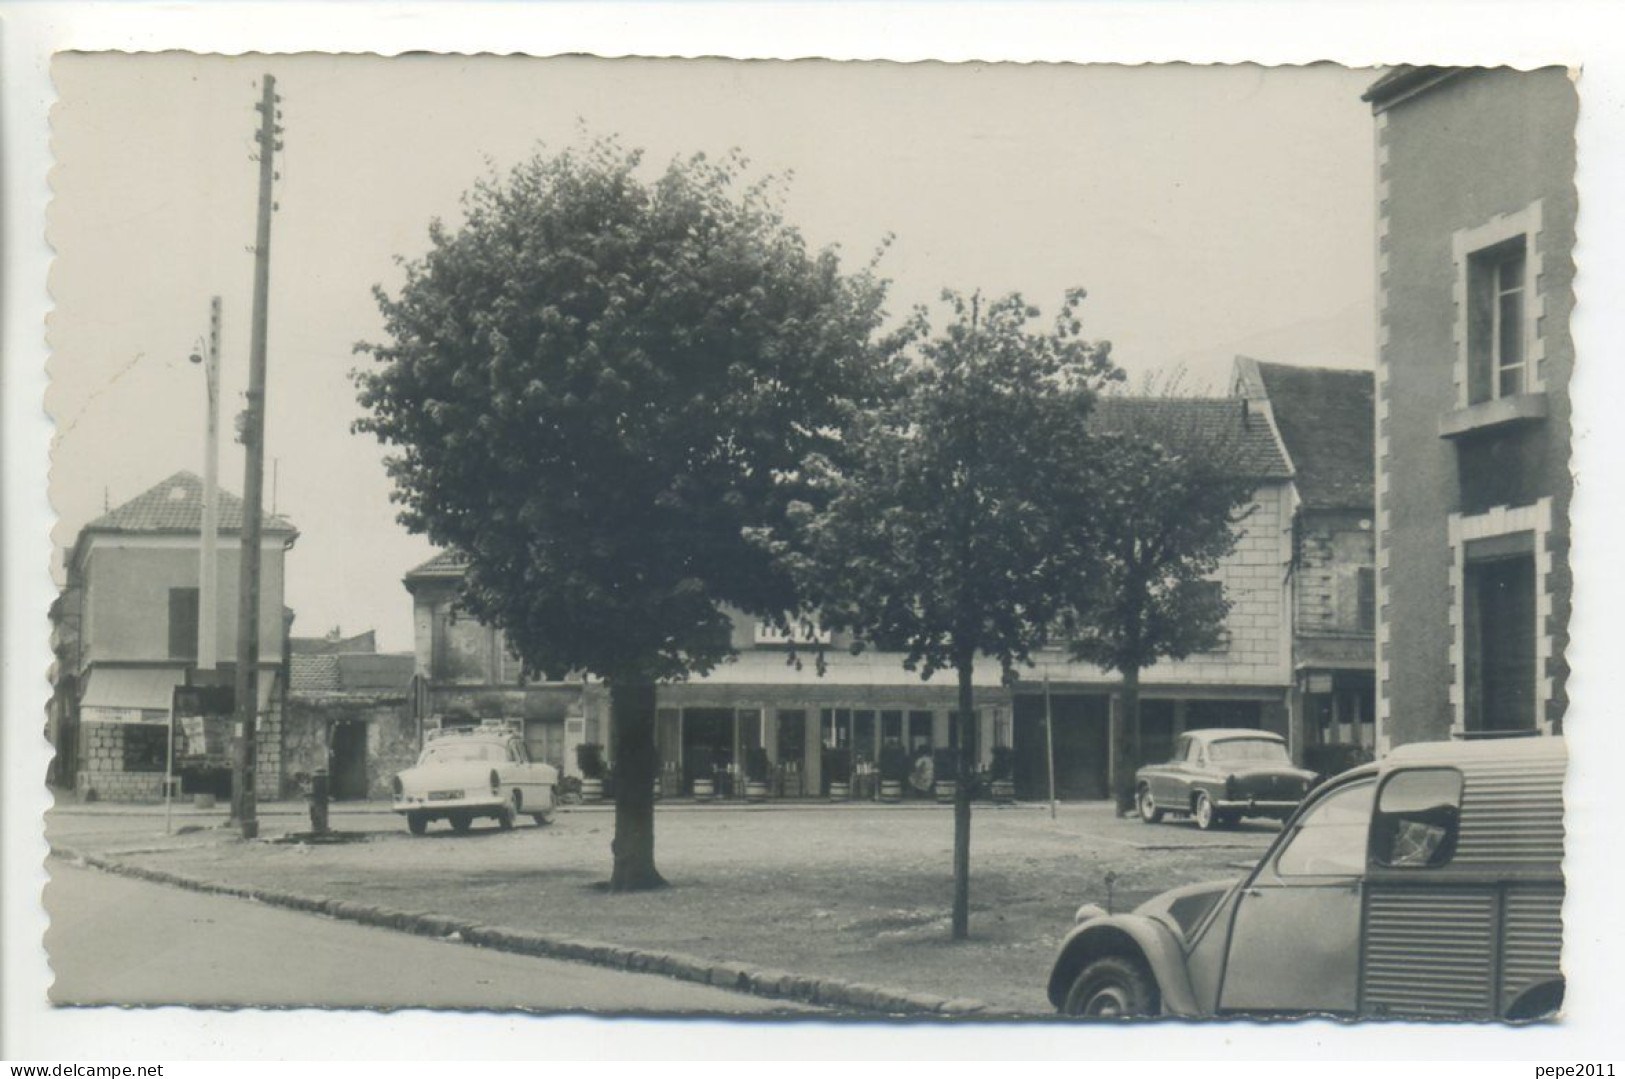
168,586 -> 200,661
1368,767 -> 1465,870
1451,201 -> 1544,410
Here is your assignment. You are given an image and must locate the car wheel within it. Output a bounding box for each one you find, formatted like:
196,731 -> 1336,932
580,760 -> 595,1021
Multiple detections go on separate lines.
449,813 -> 473,834
407,812 -> 428,836
497,792 -> 518,831
1193,791 -> 1217,831
1062,956 -> 1160,1018
1136,785 -> 1164,824
531,787 -> 557,826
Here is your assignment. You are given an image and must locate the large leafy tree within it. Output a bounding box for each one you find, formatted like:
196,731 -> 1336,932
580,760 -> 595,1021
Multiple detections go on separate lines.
1059,396 -> 1258,814
785,290 -> 1118,939
355,139 -> 898,890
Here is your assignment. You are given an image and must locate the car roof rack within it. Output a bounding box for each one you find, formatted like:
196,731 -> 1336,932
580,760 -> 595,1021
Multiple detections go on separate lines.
425,718 -> 521,743
1449,729 -> 1545,740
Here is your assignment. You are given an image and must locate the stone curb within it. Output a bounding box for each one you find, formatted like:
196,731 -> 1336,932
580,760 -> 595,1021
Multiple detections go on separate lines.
51,844 -> 989,1018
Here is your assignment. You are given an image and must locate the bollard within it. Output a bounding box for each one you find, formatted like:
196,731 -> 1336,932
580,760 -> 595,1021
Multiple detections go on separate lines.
310,769 -> 330,836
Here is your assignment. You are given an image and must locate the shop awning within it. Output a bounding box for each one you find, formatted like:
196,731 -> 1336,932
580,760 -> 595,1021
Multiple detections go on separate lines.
80,667 -> 278,714
80,667 -> 187,711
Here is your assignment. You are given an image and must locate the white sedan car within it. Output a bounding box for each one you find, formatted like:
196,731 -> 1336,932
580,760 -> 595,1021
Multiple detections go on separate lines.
392,723 -> 559,836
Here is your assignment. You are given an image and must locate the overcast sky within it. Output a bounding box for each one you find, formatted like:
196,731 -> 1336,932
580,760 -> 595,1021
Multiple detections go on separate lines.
48,54 -> 1376,651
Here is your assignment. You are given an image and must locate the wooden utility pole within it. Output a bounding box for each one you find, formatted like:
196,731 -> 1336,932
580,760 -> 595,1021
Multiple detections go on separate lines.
231,74 -> 281,840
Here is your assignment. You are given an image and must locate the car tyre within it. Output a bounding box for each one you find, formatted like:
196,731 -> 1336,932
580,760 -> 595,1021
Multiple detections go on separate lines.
407,812 -> 428,836
449,813 -> 473,834
1193,791 -> 1217,831
1136,785 -> 1164,824
1063,955 -> 1160,1019
497,792 -> 518,831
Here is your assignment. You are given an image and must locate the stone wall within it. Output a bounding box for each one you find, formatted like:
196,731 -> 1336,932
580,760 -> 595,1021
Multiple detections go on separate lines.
76,721 -> 166,801
76,702 -> 285,803
282,693 -> 422,800
1296,509 -> 1375,637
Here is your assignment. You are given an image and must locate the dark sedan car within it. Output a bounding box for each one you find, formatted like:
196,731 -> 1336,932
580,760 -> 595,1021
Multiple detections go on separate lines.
1134,729 -> 1316,829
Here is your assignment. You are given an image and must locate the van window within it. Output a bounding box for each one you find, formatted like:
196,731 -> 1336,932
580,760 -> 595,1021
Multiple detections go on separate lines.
1370,768 -> 1464,868
1276,780 -> 1375,877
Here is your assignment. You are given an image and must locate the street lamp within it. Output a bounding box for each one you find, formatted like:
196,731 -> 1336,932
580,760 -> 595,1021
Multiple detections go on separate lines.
190,298 -> 222,672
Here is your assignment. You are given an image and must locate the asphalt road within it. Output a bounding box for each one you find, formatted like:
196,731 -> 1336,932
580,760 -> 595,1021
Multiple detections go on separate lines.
44,860 -> 816,1014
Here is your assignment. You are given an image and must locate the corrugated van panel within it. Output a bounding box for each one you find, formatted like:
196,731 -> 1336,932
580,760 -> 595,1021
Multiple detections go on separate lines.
1501,883 -> 1564,1011
1363,887 -> 1496,1018
1454,759 -> 1565,866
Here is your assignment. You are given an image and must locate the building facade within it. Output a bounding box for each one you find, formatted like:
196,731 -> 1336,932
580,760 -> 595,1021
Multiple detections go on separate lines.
404,551 -> 587,777
55,471 -> 298,801
403,397 -> 1297,801
285,631 -> 417,801
1368,67 -> 1576,749
1234,357 -> 1377,764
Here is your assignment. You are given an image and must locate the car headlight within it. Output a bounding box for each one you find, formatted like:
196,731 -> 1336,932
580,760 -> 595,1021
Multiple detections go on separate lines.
490,770 -> 501,796
1224,775 -> 1238,799
391,775 -> 403,797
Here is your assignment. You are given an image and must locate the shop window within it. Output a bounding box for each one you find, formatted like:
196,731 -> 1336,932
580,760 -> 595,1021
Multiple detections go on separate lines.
1370,769 -> 1463,869
123,725 -> 168,773
853,710 -> 877,765
168,587 -> 200,660
1466,237 -> 1529,404
776,709 -> 806,764
907,710 -> 934,755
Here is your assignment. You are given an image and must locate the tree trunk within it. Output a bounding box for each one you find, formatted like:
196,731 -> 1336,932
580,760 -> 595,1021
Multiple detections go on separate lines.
1113,665 -> 1142,815
608,679 -> 666,892
952,656 -> 975,941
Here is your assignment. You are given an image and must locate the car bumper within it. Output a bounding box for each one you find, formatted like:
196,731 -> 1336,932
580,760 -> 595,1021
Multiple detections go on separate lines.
1215,798 -> 1300,814
393,795 -> 504,815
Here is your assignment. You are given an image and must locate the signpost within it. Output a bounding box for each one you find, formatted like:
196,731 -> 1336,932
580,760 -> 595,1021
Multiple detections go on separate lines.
169,684 -> 235,833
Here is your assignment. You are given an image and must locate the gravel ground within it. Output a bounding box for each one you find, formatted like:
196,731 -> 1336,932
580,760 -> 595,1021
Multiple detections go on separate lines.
47,800 -> 1278,1015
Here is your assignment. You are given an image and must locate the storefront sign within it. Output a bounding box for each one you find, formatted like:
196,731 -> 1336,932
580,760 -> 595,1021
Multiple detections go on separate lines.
81,706 -> 164,725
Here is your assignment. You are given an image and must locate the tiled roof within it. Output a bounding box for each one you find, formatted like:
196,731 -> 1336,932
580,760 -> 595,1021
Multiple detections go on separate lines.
289,651 -> 413,697
85,471 -> 297,536
337,653 -> 414,694
1253,361 -> 1374,510
290,630 -> 377,656
405,549 -> 468,580
1089,396 -> 1293,481
290,654 -> 341,694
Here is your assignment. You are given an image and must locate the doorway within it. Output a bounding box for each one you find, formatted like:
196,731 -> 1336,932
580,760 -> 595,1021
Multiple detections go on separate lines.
681,708 -> 734,791
330,719 -> 369,800
1013,693 -> 1109,800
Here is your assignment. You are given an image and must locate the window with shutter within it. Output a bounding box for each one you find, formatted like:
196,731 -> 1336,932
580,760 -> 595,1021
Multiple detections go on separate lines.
168,587 -> 200,660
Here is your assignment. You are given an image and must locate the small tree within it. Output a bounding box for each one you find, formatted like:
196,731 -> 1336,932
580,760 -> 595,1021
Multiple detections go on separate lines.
1059,395 -> 1260,814
356,138 -> 898,889
786,290 -> 1118,939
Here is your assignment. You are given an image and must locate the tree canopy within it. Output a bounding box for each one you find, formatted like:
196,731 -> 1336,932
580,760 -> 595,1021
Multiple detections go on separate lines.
355,139 -> 900,684
785,288 -> 1119,937
1057,396 -> 1260,810
354,138 -> 902,887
